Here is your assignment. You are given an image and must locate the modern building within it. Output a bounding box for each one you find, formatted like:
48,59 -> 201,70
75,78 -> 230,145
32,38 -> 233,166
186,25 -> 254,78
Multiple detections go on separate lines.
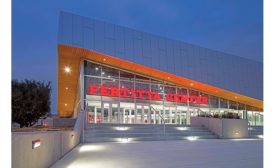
57,11 -> 263,126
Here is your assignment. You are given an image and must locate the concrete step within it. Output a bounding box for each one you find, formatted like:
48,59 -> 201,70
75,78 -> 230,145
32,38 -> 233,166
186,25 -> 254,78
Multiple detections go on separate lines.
84,134 -> 218,143
85,131 -> 214,138
86,124 -> 206,130
83,124 -> 218,143
248,135 -> 263,139
85,128 -> 211,133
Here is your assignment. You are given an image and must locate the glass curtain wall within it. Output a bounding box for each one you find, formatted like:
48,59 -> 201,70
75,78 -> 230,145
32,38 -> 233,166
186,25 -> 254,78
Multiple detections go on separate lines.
84,60 -> 263,125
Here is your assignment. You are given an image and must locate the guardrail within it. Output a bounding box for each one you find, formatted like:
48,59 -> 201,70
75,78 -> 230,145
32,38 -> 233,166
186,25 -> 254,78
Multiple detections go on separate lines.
149,106 -> 166,136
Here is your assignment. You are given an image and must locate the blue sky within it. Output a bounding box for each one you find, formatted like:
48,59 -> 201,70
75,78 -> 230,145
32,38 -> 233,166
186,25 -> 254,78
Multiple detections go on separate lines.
12,0 -> 263,114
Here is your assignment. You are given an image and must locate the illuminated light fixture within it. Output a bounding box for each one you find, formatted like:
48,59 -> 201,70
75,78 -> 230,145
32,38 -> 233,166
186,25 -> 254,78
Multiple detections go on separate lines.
32,139 -> 41,149
103,58 -> 106,61
231,138 -> 258,141
64,66 -> 71,73
64,103 -> 68,106
190,83 -> 194,86
176,127 -> 188,131
95,67 -> 99,71
167,77 -> 170,79
112,79 -> 115,82
235,96 -> 238,99
119,138 -> 129,143
258,135 -> 263,139
108,75 -> 110,78
79,145 -> 104,152
102,72 -> 105,75
115,127 -> 129,131
186,136 -> 198,141
65,87 -> 69,90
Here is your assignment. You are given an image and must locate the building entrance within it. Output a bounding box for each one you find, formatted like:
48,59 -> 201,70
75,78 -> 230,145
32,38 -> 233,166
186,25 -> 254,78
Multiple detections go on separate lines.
87,101 -> 189,125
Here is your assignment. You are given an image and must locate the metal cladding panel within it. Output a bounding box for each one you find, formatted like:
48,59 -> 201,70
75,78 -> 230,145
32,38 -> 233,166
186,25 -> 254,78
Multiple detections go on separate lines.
58,11 -> 263,100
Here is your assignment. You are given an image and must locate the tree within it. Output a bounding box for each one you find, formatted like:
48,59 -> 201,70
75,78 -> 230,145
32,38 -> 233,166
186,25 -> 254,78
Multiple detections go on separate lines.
12,79 -> 51,128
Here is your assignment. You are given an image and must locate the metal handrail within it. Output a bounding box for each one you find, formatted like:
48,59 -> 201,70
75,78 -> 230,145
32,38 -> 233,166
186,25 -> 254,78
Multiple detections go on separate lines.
82,103 -> 88,143
248,121 -> 251,137
150,106 -> 166,136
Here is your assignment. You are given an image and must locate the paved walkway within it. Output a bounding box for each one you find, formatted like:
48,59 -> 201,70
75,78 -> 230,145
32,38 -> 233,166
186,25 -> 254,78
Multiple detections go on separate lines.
51,139 -> 263,168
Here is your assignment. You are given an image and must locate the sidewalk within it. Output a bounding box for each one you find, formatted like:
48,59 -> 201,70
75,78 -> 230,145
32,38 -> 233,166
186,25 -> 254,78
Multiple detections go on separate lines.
51,139 -> 263,168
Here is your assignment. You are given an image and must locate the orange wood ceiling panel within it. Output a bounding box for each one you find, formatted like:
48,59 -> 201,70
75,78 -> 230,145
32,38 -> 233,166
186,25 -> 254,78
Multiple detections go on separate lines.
58,44 -> 263,117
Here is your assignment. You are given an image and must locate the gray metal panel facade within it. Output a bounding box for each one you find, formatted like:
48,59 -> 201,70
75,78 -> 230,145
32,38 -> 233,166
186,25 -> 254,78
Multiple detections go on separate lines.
58,11 -> 263,100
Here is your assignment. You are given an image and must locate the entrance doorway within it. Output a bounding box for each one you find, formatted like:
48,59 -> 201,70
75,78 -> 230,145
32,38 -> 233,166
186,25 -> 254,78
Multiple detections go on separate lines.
136,104 -> 150,124
101,102 -> 119,123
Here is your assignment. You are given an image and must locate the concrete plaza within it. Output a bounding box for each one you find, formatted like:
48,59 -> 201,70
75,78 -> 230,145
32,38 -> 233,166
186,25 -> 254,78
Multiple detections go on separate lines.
51,139 -> 263,168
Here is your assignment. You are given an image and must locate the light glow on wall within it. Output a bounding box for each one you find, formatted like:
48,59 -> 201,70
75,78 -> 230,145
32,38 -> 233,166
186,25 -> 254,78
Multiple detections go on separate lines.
64,66 -> 71,73
114,127 -> 129,131
79,144 -> 105,152
186,136 -> 198,141
176,127 -> 188,131
118,138 -> 130,143
32,139 -> 41,149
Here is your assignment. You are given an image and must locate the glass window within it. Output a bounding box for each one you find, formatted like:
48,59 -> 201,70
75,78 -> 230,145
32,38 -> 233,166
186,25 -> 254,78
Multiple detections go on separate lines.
84,76 -> 101,96
84,61 -> 101,76
220,98 -> 228,109
136,74 -> 150,82
229,100 -> 238,110
151,84 -> 163,93
177,88 -> 187,95
209,95 -> 219,108
101,65 -> 119,79
120,70 -> 135,81
120,80 -> 134,90
151,84 -> 164,101
199,92 -> 209,108
177,88 -> 187,106
189,89 -> 199,107
151,78 -> 163,84
164,85 -> 176,94
135,82 -> 150,100
102,78 -> 119,87
238,103 -> 245,110
238,103 -> 246,119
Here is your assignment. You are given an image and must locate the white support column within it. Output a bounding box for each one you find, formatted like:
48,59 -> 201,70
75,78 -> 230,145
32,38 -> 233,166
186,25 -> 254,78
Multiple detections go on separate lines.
80,60 -> 85,112
186,89 -> 190,125
123,108 -> 125,124
94,106 -> 97,124
169,108 -> 172,124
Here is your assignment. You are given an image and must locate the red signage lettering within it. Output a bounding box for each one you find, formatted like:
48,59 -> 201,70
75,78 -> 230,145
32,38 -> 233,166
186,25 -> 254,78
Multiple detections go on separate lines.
88,85 -> 208,104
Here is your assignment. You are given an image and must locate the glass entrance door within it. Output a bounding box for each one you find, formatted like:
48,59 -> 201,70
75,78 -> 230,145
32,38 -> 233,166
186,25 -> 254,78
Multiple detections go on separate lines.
136,104 -> 150,124
164,106 -> 177,124
150,105 -> 164,124
177,106 -> 187,125
87,101 -> 101,123
102,102 -> 119,123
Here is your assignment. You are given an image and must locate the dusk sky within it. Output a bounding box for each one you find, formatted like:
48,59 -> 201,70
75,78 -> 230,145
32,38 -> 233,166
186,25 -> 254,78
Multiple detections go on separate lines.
12,0 -> 263,114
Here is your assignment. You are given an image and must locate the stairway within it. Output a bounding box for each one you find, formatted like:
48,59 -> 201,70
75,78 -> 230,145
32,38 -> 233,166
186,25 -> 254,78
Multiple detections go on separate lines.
248,126 -> 263,138
84,123 -> 218,143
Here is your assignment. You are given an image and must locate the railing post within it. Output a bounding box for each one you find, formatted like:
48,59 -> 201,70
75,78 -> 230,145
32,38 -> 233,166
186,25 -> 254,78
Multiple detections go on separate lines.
150,105 -> 166,136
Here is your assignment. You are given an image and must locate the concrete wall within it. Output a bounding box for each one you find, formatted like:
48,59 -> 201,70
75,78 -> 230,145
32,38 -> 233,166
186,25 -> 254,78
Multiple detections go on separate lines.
53,118 -> 76,127
190,117 -> 248,139
12,112 -> 84,168
222,119 -> 248,138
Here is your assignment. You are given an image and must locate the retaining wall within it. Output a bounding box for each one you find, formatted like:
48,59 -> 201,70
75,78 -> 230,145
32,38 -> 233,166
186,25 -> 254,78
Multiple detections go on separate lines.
12,112 -> 83,168
190,117 -> 248,138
